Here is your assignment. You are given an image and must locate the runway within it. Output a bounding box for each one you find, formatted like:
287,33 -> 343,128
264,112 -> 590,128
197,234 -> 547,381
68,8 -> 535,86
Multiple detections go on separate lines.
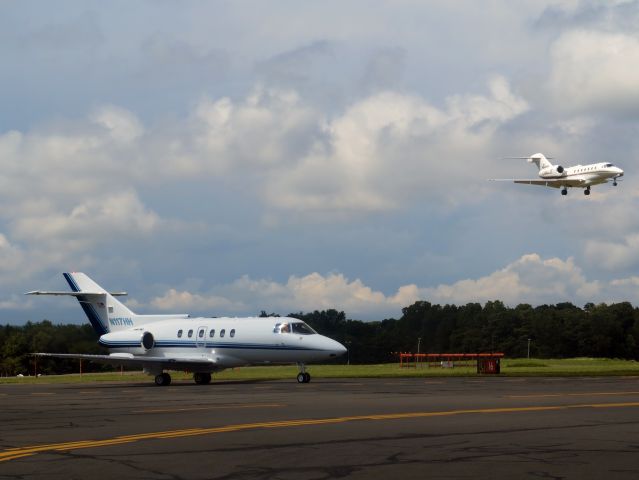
2,376 -> 639,479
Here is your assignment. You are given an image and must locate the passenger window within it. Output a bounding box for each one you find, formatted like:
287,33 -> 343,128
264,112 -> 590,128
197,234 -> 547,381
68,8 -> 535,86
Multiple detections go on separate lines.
198,329 -> 204,338
220,329 -> 226,338
209,329 -> 215,338
188,329 -> 193,338
230,329 -> 235,338
273,323 -> 281,333
177,329 -> 183,338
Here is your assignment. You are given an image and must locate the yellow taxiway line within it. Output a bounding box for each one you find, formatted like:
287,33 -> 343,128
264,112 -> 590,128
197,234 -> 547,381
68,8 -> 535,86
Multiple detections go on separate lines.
3,401 -> 639,463
132,403 -> 284,414
507,391 -> 639,399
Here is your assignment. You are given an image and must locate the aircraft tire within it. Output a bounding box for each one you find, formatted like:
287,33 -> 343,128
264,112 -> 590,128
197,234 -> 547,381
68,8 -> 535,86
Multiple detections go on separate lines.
297,373 -> 306,383
194,372 -> 212,385
304,372 -> 311,383
561,189 -> 567,196
584,189 -> 590,196
155,373 -> 171,386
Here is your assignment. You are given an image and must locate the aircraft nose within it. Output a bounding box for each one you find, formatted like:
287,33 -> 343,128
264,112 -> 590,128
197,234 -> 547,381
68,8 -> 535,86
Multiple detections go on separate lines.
329,339 -> 347,357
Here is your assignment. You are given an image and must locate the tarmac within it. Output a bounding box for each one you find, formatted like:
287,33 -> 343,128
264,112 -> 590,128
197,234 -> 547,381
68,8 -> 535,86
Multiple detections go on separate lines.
2,375 -> 639,479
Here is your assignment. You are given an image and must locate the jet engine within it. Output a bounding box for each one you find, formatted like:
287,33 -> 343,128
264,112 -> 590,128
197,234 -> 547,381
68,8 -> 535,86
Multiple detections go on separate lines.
539,165 -> 566,178
141,331 -> 155,350
98,329 -> 156,352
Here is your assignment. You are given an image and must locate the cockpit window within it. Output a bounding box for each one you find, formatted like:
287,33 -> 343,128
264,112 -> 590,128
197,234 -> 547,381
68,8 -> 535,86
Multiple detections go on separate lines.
291,322 -> 316,335
275,322 -> 314,334
605,163 -> 613,167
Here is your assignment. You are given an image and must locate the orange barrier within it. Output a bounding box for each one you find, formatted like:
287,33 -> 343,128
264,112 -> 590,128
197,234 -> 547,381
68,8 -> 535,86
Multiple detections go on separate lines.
398,352 -> 504,373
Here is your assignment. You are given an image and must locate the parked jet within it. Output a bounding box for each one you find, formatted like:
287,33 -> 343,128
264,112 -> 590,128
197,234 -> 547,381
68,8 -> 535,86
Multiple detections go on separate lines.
27,273 -> 347,386
492,153 -> 624,196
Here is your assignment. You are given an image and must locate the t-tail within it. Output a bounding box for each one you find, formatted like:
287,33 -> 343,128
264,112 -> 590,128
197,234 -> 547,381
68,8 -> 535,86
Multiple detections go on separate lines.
527,153 -> 554,171
27,272 -> 189,335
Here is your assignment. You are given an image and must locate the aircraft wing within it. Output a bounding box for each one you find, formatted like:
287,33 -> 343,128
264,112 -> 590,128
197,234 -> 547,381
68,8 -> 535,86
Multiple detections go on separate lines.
33,352 -> 219,372
491,179 -> 586,188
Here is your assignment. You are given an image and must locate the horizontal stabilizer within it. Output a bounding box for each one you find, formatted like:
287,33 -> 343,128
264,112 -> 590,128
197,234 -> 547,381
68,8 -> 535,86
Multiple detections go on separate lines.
25,291 -> 127,296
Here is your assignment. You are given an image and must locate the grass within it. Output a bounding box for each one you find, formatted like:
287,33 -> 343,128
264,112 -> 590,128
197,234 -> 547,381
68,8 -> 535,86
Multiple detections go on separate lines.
2,358 -> 639,385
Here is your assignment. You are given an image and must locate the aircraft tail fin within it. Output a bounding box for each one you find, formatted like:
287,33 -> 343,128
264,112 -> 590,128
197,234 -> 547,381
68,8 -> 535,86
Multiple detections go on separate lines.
527,153 -> 553,171
63,272 -> 135,334
27,273 -> 134,335
27,273 -> 190,335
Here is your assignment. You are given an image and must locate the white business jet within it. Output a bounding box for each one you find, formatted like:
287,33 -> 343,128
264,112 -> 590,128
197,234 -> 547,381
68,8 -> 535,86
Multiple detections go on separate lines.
28,273 -> 347,386
493,153 -> 624,196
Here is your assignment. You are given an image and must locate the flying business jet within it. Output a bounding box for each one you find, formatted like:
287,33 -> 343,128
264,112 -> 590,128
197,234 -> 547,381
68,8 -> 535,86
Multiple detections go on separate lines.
492,153 -> 624,196
28,273 -> 347,386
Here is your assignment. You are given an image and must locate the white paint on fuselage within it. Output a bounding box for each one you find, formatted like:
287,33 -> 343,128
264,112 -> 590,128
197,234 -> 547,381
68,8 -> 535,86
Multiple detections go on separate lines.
540,162 -> 624,186
99,316 -> 346,368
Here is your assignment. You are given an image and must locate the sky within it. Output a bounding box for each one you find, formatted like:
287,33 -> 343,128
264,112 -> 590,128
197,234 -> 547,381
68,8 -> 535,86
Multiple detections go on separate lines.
2,0 -> 639,325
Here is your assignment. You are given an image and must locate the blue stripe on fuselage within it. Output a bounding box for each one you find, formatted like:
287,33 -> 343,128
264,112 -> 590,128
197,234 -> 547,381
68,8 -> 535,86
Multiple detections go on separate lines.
98,340 -> 325,351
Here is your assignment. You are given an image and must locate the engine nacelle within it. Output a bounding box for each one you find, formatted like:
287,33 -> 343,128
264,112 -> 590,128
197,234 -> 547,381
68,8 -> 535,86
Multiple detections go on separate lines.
141,331 -> 155,350
99,329 -> 155,352
539,165 -> 566,178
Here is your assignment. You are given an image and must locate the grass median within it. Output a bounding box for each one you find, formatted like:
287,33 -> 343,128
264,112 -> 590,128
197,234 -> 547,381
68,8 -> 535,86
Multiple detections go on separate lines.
2,358 -> 639,384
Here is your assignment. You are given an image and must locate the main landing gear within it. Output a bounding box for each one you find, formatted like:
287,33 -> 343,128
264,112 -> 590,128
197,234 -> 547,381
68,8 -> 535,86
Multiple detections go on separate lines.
584,187 -> 590,196
561,188 -> 567,196
154,372 -> 172,386
296,363 -> 311,383
193,372 -> 212,385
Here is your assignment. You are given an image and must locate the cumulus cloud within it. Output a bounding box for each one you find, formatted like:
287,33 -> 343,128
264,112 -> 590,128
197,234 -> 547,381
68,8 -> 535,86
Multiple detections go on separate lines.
146,272 -> 419,319
90,106 -> 144,144
263,76 -> 528,215
583,234 -> 639,271
11,191 -> 161,249
138,254 -> 638,319
422,254 -> 601,305
548,29 -> 639,114
149,289 -> 246,312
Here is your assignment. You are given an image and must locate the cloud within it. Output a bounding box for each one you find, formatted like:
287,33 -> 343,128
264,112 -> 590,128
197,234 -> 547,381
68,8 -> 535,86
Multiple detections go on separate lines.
422,254 -> 601,305
149,289 -> 245,312
12,252 -> 638,321
263,76 -> 528,215
90,106 -> 144,144
138,254 -> 639,320
583,234 -> 639,271
548,29 -> 639,114
0,75 -> 529,234
146,272 -> 419,319
11,191 -> 161,248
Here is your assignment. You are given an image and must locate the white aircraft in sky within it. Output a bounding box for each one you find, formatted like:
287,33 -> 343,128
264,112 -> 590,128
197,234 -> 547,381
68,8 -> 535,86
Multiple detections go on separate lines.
493,153 -> 624,196
28,273 -> 347,386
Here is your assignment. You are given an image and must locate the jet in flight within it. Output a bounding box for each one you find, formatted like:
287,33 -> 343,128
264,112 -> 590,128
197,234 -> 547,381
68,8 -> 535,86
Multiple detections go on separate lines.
28,273 -> 347,386
492,153 -> 624,196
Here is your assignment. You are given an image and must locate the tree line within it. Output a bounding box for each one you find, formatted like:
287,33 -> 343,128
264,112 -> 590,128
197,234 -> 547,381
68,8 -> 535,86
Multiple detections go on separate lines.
2,300 -> 639,375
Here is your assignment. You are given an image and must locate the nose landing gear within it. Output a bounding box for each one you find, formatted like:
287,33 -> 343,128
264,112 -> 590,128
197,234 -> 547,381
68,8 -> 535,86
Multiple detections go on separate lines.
561,188 -> 567,196
296,363 -> 311,383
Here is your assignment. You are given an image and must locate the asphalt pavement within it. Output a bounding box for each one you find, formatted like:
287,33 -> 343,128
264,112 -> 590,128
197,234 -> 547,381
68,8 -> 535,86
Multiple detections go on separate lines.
2,375 -> 639,479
